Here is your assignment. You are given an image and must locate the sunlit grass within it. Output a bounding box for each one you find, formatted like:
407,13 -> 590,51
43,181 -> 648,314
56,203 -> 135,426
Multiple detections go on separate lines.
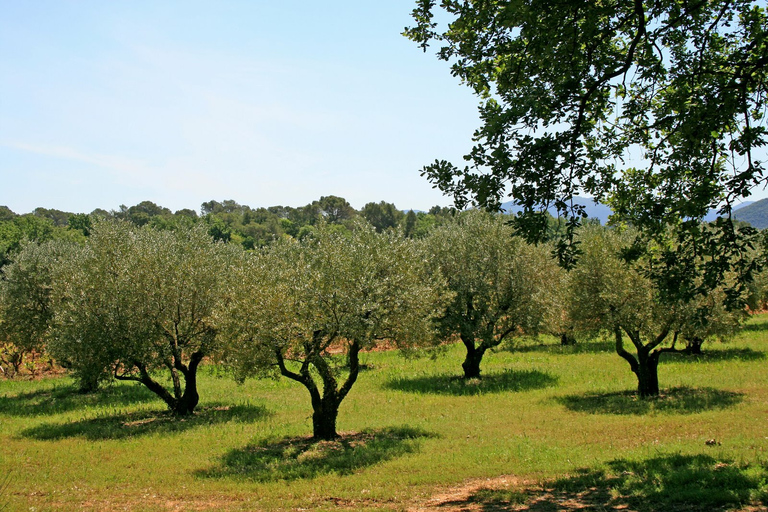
1,314 -> 767,510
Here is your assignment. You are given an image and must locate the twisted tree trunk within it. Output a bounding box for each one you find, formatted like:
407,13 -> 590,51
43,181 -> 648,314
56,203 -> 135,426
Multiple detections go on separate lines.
614,326 -> 664,398
275,333 -> 362,440
115,349 -> 204,416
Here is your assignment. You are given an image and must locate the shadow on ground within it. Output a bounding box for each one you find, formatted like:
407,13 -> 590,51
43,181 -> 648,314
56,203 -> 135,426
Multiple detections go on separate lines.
514,340 -> 615,355
557,386 -> 743,416
514,342 -> 766,365
197,426 -> 434,482
743,318 -> 768,332
447,454 -> 768,511
19,402 -> 270,440
0,383 -> 158,417
384,369 -> 558,396
660,347 -> 765,364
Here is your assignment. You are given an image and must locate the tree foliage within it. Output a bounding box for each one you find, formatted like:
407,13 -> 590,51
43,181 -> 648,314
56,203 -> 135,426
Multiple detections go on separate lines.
406,0 -> 767,274
0,206 -> 16,223
361,201 -> 405,232
316,195 -> 356,224
0,214 -> 84,270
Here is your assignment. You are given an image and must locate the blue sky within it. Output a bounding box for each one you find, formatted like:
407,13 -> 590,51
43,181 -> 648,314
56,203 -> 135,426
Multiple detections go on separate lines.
0,1 -> 481,214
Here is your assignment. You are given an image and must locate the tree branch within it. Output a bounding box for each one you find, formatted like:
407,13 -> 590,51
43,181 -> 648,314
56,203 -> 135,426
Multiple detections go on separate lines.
615,326 -> 640,375
337,340 -> 361,403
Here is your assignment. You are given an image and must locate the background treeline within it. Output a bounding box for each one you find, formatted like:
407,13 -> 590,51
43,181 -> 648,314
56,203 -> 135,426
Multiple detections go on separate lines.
0,196 -> 460,267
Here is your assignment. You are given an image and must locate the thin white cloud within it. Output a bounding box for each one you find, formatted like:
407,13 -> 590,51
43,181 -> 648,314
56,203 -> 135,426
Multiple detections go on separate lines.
2,141 -> 154,178
2,140 -> 214,196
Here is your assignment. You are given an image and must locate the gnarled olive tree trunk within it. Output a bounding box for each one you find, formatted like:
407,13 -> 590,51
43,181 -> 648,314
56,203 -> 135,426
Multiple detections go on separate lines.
116,350 -> 204,416
276,335 -> 361,440
685,336 -> 705,355
460,333 -> 487,379
614,326 -> 670,398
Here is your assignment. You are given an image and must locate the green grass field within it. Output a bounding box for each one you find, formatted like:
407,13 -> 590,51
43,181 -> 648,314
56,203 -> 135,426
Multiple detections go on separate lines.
2,315 -> 768,511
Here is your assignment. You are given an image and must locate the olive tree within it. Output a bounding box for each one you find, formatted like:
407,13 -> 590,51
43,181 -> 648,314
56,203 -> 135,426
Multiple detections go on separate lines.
568,225 -> 746,397
0,240 -> 76,377
220,223 -> 449,440
425,210 -> 561,379
49,220 -> 236,414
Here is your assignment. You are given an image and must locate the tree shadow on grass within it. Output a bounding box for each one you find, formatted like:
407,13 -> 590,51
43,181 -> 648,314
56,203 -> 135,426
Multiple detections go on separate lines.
660,347 -> 765,364
558,387 -> 743,416
452,454 -> 768,511
383,369 -> 558,396
514,340 -> 615,355
197,426 -> 434,482
19,402 -> 270,441
743,317 -> 768,332
0,383 -> 158,417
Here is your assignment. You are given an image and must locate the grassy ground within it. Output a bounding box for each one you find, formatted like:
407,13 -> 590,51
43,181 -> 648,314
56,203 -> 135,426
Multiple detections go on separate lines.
1,315 -> 767,511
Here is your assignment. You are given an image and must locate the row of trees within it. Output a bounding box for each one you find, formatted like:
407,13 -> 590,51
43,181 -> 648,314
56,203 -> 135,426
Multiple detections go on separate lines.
2,0 -> 762,441
0,212 -> 755,438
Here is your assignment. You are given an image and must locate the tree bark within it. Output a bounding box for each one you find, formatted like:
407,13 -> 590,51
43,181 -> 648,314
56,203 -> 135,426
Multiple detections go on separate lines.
461,333 -> 486,379
309,351 -> 342,440
312,400 -> 340,440
133,363 -> 179,411
275,337 -> 362,440
560,332 -> 577,346
115,353 -> 203,416
614,327 -> 661,398
174,351 -> 204,415
311,340 -> 361,440
686,336 -> 704,355
635,349 -> 661,397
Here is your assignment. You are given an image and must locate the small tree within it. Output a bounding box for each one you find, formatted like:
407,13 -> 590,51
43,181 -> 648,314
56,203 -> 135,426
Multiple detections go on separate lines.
673,288 -> 746,355
49,221 -> 235,414
425,211 -> 561,379
220,223 -> 448,439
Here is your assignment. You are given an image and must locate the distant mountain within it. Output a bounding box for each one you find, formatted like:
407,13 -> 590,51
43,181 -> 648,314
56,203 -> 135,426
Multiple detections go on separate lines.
500,197 -> 757,226
702,200 -> 753,222
501,197 -> 613,224
733,199 -> 768,228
